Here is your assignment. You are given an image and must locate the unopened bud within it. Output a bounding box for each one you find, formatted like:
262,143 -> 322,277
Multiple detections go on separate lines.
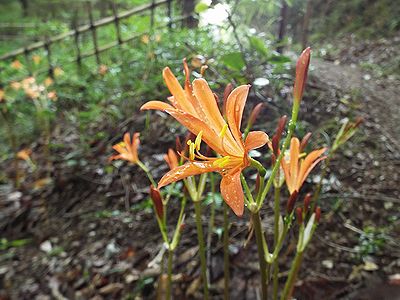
315,207 -> 321,223
354,117 -> 363,128
300,132 -> 312,152
223,83 -> 234,117
293,47 -> 311,103
248,103 -> 264,128
286,190 -> 298,213
303,193 -> 312,213
150,185 -> 163,219
272,115 -> 288,155
296,207 -> 303,225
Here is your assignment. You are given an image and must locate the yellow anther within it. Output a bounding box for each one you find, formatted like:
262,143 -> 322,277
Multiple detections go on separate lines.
213,156 -> 230,168
187,139 -> 192,146
118,142 -> 126,147
299,152 -> 306,159
189,142 -> 195,160
219,124 -> 228,138
194,131 -> 203,151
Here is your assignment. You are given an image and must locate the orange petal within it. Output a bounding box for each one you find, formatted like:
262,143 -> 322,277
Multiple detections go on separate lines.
192,78 -> 226,133
158,161 -> 218,189
140,100 -> 175,111
164,148 -> 179,170
192,79 -> 240,155
225,85 -> 250,150
220,170 -> 244,217
297,147 -> 327,188
289,137 -> 300,190
163,67 -> 197,115
132,132 -> 140,162
167,109 -> 231,156
245,131 -> 269,150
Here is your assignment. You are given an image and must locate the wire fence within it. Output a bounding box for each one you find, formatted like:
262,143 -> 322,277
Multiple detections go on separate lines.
0,0 -> 194,84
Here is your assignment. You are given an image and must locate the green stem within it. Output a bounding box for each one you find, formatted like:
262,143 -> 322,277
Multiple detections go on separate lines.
194,200 -> 209,300
259,102 -> 300,209
251,211 -> 269,300
166,249 -> 173,300
272,186 -> 281,300
281,251 -> 304,300
137,160 -> 157,187
223,202 -> 230,300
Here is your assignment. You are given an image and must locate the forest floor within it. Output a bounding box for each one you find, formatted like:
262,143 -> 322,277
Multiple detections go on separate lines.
0,36 -> 400,300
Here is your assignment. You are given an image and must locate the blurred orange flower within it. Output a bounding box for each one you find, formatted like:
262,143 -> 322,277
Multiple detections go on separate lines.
11,60 -> 23,70
141,61 -> 269,216
47,91 -> 57,101
98,64 -> 108,76
54,67 -> 64,77
281,137 -> 327,194
109,132 -> 140,164
17,149 -> 32,161
10,81 -> 21,90
0,89 -> 4,102
44,77 -> 53,87
32,55 -> 41,65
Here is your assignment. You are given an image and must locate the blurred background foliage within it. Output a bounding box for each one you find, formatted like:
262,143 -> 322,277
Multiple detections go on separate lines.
0,0 -> 399,170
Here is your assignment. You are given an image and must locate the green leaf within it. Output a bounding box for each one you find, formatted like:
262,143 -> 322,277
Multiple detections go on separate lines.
221,52 -> 245,71
249,36 -> 269,57
268,54 -> 291,64
195,2 -> 209,14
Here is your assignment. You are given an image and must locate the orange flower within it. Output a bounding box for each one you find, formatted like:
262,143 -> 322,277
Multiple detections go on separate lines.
98,64 -> 108,76
32,55 -> 41,65
11,60 -> 23,70
164,148 -> 179,170
141,61 -> 269,216
17,148 -> 32,161
281,137 -> 327,194
47,91 -> 57,101
109,132 -> 140,164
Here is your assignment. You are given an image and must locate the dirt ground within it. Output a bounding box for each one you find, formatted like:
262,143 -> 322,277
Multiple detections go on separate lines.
0,38 -> 399,299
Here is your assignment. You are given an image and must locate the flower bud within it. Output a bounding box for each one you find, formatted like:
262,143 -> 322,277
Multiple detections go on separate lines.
303,193 -> 312,213
272,115 -> 288,156
150,185 -> 163,219
223,83 -> 234,117
300,132 -> 312,152
293,47 -> 311,103
315,207 -> 321,223
286,190 -> 298,213
248,103 -> 264,129
296,207 -> 303,225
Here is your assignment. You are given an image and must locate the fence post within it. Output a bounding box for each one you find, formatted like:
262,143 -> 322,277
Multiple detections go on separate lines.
23,48 -> 32,76
112,1 -> 123,44
87,1 -> 101,65
150,0 -> 155,29
167,0 -> 172,29
44,38 -> 54,78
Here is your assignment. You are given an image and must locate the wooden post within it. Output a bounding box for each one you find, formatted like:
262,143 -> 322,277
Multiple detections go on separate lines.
87,1 -> 101,65
112,1 -> 123,44
301,0 -> 313,49
167,0 -> 172,29
150,0 -> 156,29
23,48 -> 32,76
44,39 -> 54,78
277,0 -> 288,54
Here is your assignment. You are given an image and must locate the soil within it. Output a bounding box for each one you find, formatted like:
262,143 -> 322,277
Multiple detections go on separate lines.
0,38 -> 399,300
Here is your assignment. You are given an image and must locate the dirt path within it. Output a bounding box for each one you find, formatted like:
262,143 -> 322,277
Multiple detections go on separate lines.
311,59 -> 400,153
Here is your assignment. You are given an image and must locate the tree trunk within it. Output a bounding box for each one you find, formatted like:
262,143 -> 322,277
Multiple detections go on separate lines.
277,0 -> 288,54
20,0 -> 28,17
301,0 -> 313,49
182,0 -> 198,28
